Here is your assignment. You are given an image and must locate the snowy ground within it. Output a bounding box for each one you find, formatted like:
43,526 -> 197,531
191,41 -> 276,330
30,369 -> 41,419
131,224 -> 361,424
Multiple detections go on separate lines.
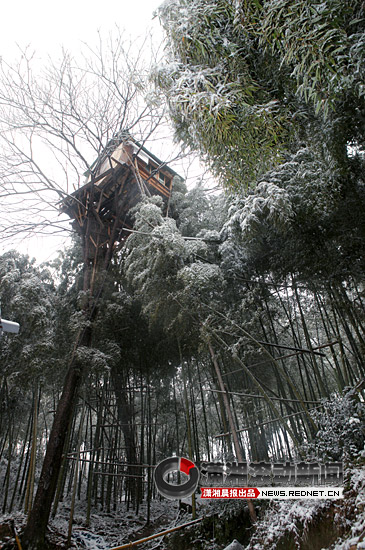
55,499 -> 181,549
0,458 -> 364,550
0,500 -> 181,550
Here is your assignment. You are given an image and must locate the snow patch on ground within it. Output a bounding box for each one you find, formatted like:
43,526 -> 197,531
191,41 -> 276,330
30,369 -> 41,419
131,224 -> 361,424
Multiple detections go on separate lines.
50,499 -> 180,549
73,530 -> 107,550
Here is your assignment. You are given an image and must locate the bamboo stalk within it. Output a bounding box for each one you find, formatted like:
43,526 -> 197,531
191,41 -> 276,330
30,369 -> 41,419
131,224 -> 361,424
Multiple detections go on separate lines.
256,340 -> 326,357
207,341 -> 257,522
179,340 -> 196,519
24,386 -> 39,515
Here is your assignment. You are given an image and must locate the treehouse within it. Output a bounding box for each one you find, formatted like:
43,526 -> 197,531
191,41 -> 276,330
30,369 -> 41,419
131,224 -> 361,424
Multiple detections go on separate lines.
60,137 -> 180,260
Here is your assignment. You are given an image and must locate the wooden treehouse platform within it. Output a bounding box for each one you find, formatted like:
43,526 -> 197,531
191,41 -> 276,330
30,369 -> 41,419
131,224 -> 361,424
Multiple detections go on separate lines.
60,138 -> 179,260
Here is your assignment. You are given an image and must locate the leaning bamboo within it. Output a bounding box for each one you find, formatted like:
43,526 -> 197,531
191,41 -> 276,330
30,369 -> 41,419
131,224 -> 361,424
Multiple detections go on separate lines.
207,341 -> 257,524
204,303 -> 318,431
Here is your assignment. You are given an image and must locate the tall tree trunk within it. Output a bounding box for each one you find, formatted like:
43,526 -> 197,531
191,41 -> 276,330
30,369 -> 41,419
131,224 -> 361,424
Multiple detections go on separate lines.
21,170 -> 128,548
21,352 -> 85,549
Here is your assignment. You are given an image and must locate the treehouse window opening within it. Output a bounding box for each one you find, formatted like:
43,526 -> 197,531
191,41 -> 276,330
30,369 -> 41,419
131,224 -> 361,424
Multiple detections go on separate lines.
159,172 -> 169,186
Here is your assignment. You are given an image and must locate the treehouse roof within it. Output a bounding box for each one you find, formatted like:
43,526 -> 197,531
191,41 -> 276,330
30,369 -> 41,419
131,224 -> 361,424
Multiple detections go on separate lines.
60,137 -> 181,258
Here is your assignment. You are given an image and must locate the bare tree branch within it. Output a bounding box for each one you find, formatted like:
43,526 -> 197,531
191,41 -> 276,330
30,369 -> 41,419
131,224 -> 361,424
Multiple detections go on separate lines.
0,30 -> 170,244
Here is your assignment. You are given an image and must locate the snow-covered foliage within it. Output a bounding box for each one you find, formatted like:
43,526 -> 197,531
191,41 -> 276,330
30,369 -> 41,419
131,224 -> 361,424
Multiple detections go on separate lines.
177,261 -> 224,307
154,0 -> 286,187
241,393 -> 365,548
256,0 -> 365,114
74,346 -> 111,374
155,0 -> 365,189
0,251 -> 57,387
245,459 -> 365,550
332,458 -> 365,550
219,144 -> 364,283
123,193 -> 222,339
247,499 -> 327,549
222,181 -> 293,246
302,392 -> 365,461
169,180 -> 227,240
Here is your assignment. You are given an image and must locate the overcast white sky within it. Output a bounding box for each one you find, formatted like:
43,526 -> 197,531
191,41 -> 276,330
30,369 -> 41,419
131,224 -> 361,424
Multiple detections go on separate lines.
0,0 -> 165,58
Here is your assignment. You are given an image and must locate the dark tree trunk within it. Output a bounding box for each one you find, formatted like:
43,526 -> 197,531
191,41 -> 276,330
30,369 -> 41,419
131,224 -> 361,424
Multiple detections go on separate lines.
21,357 -> 84,549
22,230 -> 96,549
21,168 -> 131,548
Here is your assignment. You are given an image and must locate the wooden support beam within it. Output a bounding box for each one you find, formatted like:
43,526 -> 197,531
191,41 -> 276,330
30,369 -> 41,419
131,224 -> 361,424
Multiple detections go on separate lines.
108,518 -> 203,550
208,389 -> 321,405
257,340 -> 326,357
214,404 -> 324,438
221,341 -> 340,378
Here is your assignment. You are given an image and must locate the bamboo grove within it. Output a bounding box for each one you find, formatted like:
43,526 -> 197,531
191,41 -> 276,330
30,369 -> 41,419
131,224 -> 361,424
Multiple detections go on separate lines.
0,0 -> 364,546
0,174 -> 364,528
